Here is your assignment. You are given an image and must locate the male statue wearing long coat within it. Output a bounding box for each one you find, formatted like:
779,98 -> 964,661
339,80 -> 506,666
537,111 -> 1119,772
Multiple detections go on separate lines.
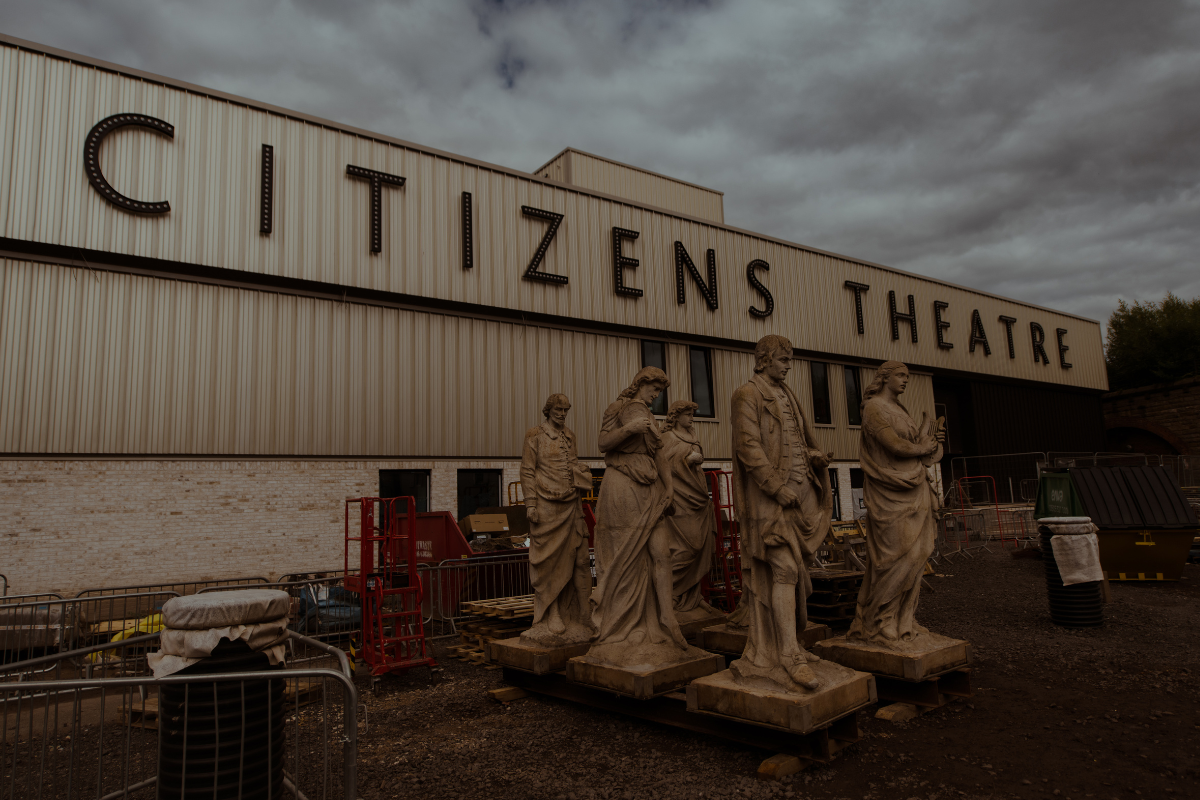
520,393 -> 596,647
729,335 -> 834,691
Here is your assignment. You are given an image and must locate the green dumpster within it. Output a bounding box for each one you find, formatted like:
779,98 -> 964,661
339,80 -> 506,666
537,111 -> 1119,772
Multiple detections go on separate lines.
1035,466 -> 1197,581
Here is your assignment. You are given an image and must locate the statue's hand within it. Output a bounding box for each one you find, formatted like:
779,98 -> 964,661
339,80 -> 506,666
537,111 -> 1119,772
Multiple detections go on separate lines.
775,486 -> 800,508
626,416 -> 654,435
663,502 -> 676,517
686,451 -> 705,466
809,449 -> 831,470
526,506 -> 541,524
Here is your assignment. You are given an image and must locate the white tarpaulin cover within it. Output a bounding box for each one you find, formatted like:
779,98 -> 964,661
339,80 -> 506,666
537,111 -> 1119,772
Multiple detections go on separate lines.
1039,517 -> 1104,586
161,589 -> 290,629
149,589 -> 291,678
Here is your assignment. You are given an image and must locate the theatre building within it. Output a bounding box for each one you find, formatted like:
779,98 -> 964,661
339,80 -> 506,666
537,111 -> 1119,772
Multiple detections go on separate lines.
0,35 -> 1108,593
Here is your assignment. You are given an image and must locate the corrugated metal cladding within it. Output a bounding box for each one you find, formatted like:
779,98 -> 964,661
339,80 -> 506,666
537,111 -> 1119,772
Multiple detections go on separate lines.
0,45 -> 1106,392
533,151 -> 568,184
1,258 -> 924,459
558,150 -> 725,224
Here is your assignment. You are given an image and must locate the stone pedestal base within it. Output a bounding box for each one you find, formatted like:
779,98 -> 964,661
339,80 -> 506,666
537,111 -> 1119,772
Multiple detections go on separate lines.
676,608 -> 729,641
697,621 -> 831,655
488,637 -> 592,675
813,633 -> 971,681
566,651 -> 724,699
687,662 -> 876,735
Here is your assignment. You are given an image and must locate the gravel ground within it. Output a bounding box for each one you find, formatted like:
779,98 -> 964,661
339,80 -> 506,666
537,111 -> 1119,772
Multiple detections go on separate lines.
355,551 -> 1200,800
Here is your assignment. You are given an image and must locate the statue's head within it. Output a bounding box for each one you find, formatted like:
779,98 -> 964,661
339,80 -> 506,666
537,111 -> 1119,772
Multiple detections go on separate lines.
542,393 -> 571,423
620,366 -> 670,403
662,400 -> 699,432
753,334 -> 794,375
862,361 -> 910,405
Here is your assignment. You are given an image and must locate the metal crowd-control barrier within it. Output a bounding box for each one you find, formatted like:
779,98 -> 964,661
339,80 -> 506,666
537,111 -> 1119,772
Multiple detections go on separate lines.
417,553 -> 533,637
0,592 -> 181,676
74,575 -> 271,602
0,631 -> 358,799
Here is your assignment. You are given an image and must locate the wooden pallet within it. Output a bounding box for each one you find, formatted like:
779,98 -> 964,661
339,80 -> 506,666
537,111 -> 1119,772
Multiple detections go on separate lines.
809,569 -> 865,593
502,668 -> 864,772
461,596 -> 535,618
874,668 -> 972,710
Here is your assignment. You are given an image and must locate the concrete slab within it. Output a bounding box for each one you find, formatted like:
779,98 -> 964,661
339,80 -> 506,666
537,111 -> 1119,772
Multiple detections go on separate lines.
488,637 -> 592,675
566,651 -> 724,699
697,621 -> 831,655
676,609 -> 729,641
813,633 -> 972,681
687,662 -> 876,735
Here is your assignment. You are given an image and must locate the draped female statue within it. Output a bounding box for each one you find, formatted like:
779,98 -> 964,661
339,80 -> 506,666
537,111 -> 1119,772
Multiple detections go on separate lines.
659,401 -> 720,624
847,361 -> 945,647
587,367 -> 697,666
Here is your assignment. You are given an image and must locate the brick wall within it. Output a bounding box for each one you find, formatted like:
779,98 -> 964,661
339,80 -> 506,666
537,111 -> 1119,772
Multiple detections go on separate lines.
0,456 -> 874,595
1102,376 -> 1200,455
0,459 -> 529,595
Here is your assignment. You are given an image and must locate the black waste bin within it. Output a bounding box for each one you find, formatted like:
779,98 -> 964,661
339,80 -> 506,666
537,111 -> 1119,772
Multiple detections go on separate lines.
1038,517 -> 1103,628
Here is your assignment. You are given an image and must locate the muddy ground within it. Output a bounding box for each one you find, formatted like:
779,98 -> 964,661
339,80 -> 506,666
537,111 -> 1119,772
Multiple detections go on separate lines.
354,550 -> 1200,800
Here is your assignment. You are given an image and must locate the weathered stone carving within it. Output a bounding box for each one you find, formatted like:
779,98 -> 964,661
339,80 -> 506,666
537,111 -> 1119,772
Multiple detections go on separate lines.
659,400 -> 721,624
586,367 -> 710,667
846,361 -> 945,648
519,394 -> 596,647
728,336 -> 834,691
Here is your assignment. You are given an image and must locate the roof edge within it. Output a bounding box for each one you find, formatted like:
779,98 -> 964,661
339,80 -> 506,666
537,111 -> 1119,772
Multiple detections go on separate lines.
0,32 -> 1099,327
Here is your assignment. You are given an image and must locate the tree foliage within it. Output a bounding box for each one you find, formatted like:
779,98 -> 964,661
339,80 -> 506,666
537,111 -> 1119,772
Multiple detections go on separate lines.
1106,292 -> 1200,391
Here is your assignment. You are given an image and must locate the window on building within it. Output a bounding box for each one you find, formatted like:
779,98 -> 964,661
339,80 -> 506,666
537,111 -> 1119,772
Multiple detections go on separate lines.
844,366 -> 863,427
850,467 -> 865,520
379,469 -> 430,512
457,469 -> 501,521
810,361 -> 832,425
640,340 -> 668,415
829,468 -> 841,521
689,346 -> 715,418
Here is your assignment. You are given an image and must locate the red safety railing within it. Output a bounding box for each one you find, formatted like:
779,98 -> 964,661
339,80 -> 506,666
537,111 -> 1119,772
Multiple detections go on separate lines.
703,470 -> 743,613
949,475 -> 1019,551
344,497 -> 436,677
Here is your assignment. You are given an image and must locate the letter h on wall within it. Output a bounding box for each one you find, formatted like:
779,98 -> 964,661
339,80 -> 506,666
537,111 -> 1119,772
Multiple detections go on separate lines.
889,290 -> 917,343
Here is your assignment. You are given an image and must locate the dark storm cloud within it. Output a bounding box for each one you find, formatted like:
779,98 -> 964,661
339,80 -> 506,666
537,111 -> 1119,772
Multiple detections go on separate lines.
4,0 -> 1199,324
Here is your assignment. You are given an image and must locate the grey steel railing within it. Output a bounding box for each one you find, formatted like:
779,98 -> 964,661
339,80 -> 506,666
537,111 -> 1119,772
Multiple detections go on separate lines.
0,631 -> 357,798
418,553 -> 533,636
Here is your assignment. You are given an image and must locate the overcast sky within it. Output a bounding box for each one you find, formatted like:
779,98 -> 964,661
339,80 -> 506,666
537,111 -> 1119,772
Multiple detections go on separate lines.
5,0 -> 1199,325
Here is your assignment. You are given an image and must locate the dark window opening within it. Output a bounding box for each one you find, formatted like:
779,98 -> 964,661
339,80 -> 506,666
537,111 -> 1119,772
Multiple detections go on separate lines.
457,469 -> 501,521
850,467 -> 865,520
810,361 -> 832,425
844,366 -> 863,426
689,346 -> 715,418
379,469 -> 430,513
641,340 -> 668,415
829,468 -> 841,521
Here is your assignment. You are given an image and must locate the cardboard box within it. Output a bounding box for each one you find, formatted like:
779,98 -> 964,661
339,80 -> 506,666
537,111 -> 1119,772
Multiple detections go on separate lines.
462,513 -> 510,537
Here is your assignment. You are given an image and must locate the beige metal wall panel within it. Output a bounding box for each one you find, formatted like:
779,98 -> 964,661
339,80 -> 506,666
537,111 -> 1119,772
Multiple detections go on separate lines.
0,43 -> 1106,391
564,150 -> 725,223
0,258 -> 654,456
532,150 -> 568,183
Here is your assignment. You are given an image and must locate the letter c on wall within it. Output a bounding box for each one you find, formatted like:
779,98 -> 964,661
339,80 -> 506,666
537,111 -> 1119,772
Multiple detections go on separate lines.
83,113 -> 175,213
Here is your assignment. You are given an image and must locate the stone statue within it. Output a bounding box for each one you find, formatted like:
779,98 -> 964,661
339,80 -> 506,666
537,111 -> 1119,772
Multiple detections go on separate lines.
846,361 -> 945,648
587,367 -> 695,665
729,335 -> 834,691
519,393 -> 596,647
659,401 -> 720,623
